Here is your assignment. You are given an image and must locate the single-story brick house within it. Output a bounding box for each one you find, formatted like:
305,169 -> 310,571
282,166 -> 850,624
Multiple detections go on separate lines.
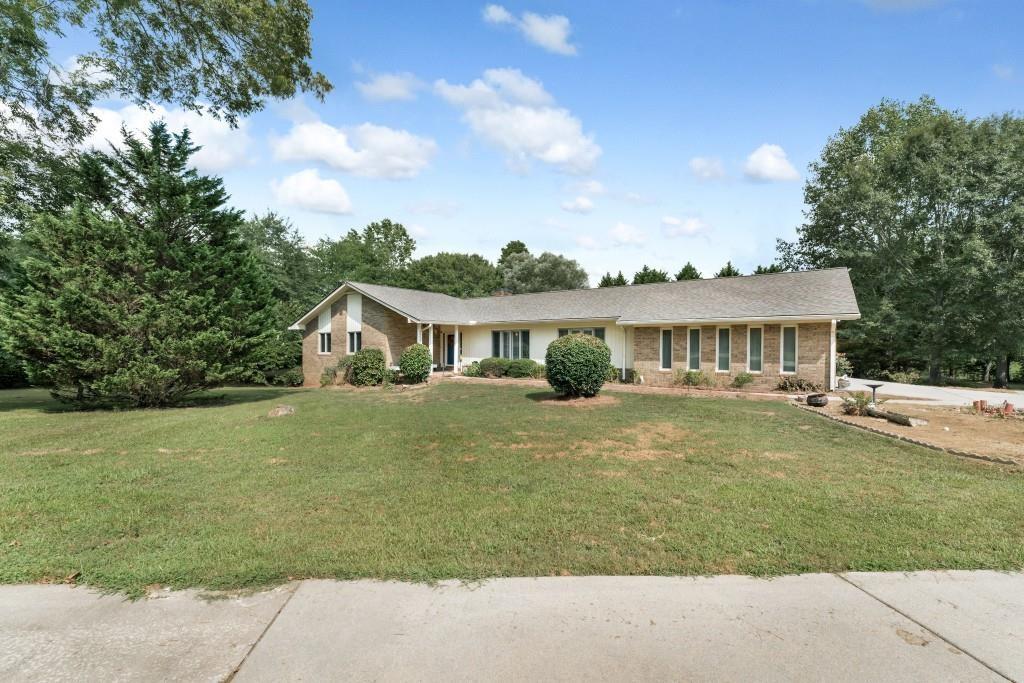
290,268 -> 860,389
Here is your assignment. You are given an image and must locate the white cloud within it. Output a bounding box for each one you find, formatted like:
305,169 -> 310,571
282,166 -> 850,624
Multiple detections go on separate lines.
561,196 -> 594,214
85,103 -> 252,172
355,72 -> 424,102
689,156 -> 726,180
482,4 -> 514,24
743,144 -> 800,182
621,191 -> 654,205
271,169 -> 352,214
575,234 -> 600,250
993,64 -> 1015,81
271,120 -> 437,179
609,222 -> 646,246
575,179 -> 606,195
661,215 -> 708,238
482,5 -> 578,56
435,68 -> 600,174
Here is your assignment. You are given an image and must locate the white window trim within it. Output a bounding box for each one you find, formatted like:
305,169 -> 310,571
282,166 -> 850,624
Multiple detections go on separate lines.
317,310 -> 331,355
347,330 -> 362,355
747,325 -> 763,374
715,326 -> 731,373
780,325 -> 799,375
659,327 -> 672,371
687,327 -> 701,371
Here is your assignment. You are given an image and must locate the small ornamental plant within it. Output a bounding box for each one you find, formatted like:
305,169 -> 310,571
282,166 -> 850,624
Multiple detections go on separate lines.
399,344 -> 432,384
544,333 -> 612,398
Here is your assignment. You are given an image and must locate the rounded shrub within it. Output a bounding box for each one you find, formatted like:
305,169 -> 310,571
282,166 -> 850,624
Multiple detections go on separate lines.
479,357 -> 511,378
544,333 -> 612,397
349,347 -> 387,386
399,343 -> 432,384
507,358 -> 540,378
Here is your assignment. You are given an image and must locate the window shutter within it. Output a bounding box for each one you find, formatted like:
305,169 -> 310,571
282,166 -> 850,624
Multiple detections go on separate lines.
558,328 -> 568,337
594,327 -> 605,341
521,330 -> 530,358
492,331 -> 500,358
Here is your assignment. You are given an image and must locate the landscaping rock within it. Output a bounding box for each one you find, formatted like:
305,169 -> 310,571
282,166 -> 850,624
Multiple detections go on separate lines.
268,405 -> 296,418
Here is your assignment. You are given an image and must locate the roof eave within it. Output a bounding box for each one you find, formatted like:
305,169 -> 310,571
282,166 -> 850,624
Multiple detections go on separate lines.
615,313 -> 861,326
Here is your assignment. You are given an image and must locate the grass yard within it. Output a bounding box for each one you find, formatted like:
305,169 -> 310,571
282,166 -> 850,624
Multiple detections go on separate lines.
1,382 -> 1022,595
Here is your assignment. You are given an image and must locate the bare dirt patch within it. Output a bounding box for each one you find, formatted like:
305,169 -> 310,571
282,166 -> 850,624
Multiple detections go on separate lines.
534,393 -> 621,408
591,421 -> 692,461
823,402 -> 1024,464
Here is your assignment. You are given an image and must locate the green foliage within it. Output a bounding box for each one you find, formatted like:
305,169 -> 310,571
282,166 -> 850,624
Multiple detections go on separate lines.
0,347 -> 29,388
0,0 -> 330,231
271,367 -> 305,387
321,356 -> 353,386
778,97 -> 1024,385
714,261 -> 741,277
881,369 -> 922,385
598,271 -> 628,287
605,364 -> 621,382
462,361 -> 482,377
349,348 -> 387,386
0,123 -> 276,407
507,358 -> 541,378
497,240 -> 529,270
310,219 -> 415,292
479,357 -> 512,378
841,391 -> 885,416
544,334 -> 612,397
776,376 -> 824,393
836,352 -> 854,377
731,372 -> 755,388
675,369 -> 714,388
632,265 -> 670,284
753,263 -> 785,274
400,252 -> 502,297
500,249 -> 589,294
399,344 -> 432,384
675,262 -> 701,280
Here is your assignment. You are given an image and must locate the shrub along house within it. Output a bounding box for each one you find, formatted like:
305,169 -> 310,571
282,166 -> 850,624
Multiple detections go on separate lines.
289,268 -> 860,389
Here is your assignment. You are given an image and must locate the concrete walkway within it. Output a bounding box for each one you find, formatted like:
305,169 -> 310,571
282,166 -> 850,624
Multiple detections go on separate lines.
846,377 -> 1024,406
2,572 -> 1021,682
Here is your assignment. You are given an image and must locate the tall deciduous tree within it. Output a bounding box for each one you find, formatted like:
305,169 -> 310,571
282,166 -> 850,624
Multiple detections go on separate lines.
401,252 -> 502,298
675,262 -> 701,280
632,265 -> 669,284
500,250 -> 588,293
310,219 -> 415,292
778,97 -> 981,382
0,123 -> 277,406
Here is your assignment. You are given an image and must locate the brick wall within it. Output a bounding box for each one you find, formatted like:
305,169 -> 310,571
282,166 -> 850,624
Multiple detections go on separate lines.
301,294 -> 417,386
631,322 -> 832,390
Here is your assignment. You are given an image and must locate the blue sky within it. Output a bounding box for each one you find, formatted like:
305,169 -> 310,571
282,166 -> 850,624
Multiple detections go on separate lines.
67,0 -> 1022,284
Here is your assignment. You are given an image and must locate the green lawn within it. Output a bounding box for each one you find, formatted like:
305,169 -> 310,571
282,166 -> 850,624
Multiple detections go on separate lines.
1,382 -> 1022,595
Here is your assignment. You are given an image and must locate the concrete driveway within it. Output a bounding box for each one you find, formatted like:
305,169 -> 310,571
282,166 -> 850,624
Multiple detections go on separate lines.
845,377 -> 1024,407
2,571 -> 1021,682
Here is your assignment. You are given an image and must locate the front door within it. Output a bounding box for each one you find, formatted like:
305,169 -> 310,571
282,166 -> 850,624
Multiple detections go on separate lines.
446,334 -> 455,366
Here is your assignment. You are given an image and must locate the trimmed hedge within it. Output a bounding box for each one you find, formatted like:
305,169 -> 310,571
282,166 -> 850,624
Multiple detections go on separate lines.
399,344 -> 431,384
350,347 -> 387,386
507,358 -> 541,378
544,333 -> 611,397
479,357 -> 511,378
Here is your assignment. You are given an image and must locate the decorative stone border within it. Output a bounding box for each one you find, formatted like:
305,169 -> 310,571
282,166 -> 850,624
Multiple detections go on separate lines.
795,404 -> 1021,467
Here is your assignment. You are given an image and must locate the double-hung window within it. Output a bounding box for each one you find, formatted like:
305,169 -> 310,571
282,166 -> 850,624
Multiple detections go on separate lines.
717,327 -> 731,373
491,330 -> 531,359
348,331 -> 362,353
688,328 -> 700,370
557,327 -> 606,341
748,327 -> 763,373
660,329 -> 672,370
781,326 -> 798,374
317,310 -> 331,354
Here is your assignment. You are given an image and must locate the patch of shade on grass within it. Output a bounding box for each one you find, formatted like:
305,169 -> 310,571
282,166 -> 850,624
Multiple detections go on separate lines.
0,383 -> 1021,595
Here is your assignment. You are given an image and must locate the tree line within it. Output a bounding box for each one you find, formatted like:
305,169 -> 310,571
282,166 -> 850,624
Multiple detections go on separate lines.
597,260 -> 781,287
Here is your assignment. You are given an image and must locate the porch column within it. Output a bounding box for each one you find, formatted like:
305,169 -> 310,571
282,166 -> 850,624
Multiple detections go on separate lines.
416,323 -> 422,345
621,326 -> 627,381
453,324 -> 460,372
829,319 -> 837,391
427,324 -> 434,373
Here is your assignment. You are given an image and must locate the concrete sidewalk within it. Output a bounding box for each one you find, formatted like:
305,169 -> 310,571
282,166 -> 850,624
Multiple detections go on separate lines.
1,572 -> 1021,682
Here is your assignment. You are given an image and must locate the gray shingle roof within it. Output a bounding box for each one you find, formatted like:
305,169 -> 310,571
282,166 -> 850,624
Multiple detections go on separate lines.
292,268 -> 860,328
